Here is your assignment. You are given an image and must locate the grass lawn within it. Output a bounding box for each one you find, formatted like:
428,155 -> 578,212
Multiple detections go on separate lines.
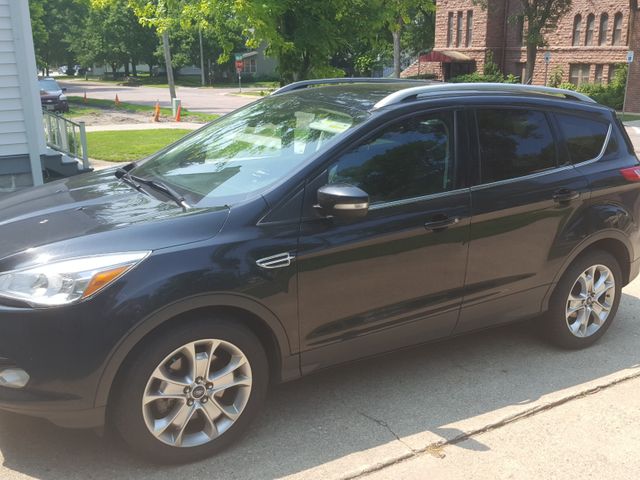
67,96 -> 219,123
86,129 -> 191,162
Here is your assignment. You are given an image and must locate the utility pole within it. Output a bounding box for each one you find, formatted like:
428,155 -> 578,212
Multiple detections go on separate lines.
162,31 -> 176,100
199,28 -> 205,87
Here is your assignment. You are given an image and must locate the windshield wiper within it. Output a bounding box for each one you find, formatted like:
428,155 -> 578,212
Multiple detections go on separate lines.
115,167 -> 191,210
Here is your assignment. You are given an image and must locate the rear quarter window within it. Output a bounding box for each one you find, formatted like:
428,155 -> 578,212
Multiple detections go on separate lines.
555,113 -> 610,164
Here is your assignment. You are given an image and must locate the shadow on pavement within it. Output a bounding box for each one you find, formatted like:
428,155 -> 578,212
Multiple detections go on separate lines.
1,291 -> 640,480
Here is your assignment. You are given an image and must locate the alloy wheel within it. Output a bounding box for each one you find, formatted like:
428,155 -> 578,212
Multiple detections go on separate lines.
565,264 -> 615,338
141,339 -> 252,448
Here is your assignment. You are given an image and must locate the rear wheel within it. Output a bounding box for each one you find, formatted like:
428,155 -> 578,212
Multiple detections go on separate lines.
111,318 -> 268,463
544,250 -> 622,349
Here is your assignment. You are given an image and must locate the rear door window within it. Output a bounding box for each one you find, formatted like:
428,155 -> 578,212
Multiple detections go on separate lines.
555,113 -> 610,163
476,109 -> 557,184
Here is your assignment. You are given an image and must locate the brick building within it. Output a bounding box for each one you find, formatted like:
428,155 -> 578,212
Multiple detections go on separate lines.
402,0 -> 640,112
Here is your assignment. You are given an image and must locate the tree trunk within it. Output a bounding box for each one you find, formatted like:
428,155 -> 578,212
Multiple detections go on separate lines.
132,61 -> 137,76
124,62 -> 130,76
111,63 -> 118,79
524,42 -> 537,84
162,30 -> 177,100
392,28 -> 401,78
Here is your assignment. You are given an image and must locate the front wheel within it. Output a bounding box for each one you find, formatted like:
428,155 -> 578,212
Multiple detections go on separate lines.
544,250 -> 622,349
111,318 -> 268,463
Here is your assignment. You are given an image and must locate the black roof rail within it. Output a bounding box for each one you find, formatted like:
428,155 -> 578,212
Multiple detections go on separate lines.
271,77 -> 436,95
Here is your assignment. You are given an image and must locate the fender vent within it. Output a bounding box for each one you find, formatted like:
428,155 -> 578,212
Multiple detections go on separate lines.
256,252 -> 295,270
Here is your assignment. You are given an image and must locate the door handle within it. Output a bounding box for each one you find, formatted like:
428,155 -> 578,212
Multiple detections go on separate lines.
553,189 -> 580,203
424,215 -> 459,231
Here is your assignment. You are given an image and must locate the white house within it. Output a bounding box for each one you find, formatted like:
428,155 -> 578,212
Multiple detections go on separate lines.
0,0 -> 46,194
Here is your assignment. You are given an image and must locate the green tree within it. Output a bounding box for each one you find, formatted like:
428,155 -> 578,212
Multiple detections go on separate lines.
373,0 -> 435,78
475,0 -> 572,84
74,1 -> 156,78
29,0 -> 89,75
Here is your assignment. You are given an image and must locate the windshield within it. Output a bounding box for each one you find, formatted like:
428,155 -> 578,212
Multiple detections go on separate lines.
132,95 -> 369,205
39,79 -> 60,92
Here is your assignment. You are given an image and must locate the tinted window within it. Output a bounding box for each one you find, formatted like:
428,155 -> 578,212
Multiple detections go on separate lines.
556,113 -> 609,163
328,112 -> 455,204
477,109 -> 556,183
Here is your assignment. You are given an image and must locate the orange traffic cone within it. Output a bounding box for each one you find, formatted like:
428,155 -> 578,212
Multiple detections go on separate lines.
83,91 -> 87,103
115,94 -> 120,106
175,103 -> 181,122
152,101 -> 160,122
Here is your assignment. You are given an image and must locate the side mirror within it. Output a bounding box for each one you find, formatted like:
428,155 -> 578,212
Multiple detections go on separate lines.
62,87 -> 67,92
316,183 -> 369,219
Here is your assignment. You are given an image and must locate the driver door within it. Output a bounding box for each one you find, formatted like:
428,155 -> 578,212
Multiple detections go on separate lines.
296,109 -> 472,374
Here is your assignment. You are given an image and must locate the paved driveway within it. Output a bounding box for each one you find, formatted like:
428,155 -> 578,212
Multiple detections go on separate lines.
59,80 -> 259,115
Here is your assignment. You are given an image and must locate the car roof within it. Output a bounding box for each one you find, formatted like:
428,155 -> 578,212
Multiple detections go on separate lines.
275,82 -> 432,112
273,79 -> 608,115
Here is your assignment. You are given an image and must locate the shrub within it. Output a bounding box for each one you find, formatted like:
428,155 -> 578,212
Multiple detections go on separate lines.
404,73 -> 437,80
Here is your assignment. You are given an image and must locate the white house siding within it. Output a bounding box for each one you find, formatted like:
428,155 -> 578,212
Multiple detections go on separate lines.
0,0 -> 45,193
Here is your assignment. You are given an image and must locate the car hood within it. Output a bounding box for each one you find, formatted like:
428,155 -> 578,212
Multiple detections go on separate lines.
0,169 -> 229,270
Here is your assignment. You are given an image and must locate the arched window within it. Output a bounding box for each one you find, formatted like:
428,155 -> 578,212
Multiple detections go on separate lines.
572,15 -> 582,46
599,13 -> 609,46
612,13 -> 623,46
585,14 -> 595,45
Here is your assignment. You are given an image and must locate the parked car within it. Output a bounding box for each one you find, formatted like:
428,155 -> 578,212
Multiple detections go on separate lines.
38,77 -> 69,113
1,79 -> 639,463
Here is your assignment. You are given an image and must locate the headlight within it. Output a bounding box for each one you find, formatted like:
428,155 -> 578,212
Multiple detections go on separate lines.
0,252 -> 149,307
59,94 -> 67,101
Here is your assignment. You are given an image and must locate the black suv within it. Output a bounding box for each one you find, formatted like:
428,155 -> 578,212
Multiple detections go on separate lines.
1,80 -> 639,463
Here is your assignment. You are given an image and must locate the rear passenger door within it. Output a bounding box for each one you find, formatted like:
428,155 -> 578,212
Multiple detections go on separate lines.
455,107 -> 590,333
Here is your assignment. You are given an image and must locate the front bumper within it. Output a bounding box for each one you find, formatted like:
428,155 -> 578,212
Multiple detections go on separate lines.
0,300 -> 119,429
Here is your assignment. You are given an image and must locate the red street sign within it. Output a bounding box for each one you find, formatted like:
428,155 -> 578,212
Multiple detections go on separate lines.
235,60 -> 243,70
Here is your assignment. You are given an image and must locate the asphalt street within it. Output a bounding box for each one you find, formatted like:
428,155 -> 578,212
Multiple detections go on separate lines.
59,80 -> 259,114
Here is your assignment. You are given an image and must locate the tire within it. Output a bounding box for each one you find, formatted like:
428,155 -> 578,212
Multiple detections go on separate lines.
111,317 -> 268,463
544,250 -> 622,349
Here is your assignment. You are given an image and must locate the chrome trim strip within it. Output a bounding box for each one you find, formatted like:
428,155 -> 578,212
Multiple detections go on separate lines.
256,252 -> 295,269
368,188 -> 469,211
470,165 -> 575,191
573,124 -> 613,168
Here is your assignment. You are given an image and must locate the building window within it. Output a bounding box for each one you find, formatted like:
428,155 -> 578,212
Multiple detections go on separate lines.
447,12 -> 454,47
569,64 -> 590,86
612,13 -> 623,46
572,15 -> 582,46
599,13 -> 609,46
242,57 -> 257,74
594,65 -> 604,84
609,64 -> 618,82
585,14 -> 595,46
456,11 -> 464,47
466,10 -> 473,47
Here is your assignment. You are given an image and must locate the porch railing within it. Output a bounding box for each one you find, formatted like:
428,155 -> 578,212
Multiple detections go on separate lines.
42,111 -> 89,170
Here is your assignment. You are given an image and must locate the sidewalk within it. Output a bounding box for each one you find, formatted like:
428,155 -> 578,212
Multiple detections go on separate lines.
363,376 -> 640,479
